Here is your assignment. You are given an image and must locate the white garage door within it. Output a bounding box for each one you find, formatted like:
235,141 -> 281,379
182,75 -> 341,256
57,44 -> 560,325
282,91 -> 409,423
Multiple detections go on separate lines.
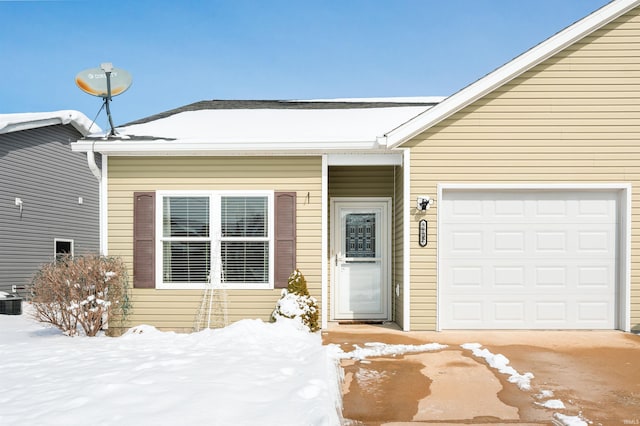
440,189 -> 619,329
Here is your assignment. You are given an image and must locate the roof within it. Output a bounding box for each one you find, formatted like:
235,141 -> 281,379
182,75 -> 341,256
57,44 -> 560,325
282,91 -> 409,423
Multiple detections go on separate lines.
72,98 -> 444,155
385,0 -> 640,148
121,98 -> 444,127
0,110 -> 100,136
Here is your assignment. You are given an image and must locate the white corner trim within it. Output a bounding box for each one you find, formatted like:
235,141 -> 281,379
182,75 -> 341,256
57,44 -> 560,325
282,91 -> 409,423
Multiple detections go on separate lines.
321,155 -> 329,330
402,149 -> 411,331
100,155 -> 109,255
436,183 -> 443,332
621,183 -> 632,332
386,0 -> 640,148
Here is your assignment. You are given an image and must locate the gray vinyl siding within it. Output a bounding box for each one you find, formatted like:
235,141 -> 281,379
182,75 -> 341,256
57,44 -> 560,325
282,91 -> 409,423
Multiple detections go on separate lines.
0,124 -> 99,296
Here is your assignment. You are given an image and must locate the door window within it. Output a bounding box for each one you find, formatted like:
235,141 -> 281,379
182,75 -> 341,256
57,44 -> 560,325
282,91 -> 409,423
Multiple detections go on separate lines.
345,213 -> 376,258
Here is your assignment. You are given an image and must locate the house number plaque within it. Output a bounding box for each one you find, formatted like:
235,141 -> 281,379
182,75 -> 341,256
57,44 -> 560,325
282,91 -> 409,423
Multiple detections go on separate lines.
419,219 -> 427,247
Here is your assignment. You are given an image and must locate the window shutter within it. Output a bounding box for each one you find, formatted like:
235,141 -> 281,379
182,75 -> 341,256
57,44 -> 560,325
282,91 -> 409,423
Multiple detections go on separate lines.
133,192 -> 155,288
274,192 -> 296,289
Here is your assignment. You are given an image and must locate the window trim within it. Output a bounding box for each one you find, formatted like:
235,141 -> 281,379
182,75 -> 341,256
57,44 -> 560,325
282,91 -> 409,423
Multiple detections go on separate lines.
155,190 -> 274,290
54,238 -> 74,260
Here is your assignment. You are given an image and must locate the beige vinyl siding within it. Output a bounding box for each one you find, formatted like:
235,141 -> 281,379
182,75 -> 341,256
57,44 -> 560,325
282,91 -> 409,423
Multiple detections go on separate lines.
406,7 -> 640,331
108,156 -> 322,332
327,166 -> 396,321
328,166 -> 395,198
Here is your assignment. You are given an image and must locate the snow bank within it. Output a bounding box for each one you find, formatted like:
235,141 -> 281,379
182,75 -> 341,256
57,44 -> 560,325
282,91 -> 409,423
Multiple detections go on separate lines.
0,306 -> 342,426
461,343 -> 534,390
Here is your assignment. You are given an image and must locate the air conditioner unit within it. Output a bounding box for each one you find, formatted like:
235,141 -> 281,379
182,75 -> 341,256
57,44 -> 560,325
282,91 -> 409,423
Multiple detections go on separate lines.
0,295 -> 22,315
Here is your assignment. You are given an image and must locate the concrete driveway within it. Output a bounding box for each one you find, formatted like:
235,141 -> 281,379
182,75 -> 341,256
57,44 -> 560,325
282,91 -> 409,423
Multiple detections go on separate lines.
322,325 -> 640,425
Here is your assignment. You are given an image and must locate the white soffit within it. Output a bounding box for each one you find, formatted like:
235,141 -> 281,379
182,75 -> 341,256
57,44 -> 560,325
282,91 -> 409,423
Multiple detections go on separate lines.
327,153 -> 402,166
385,0 -> 640,148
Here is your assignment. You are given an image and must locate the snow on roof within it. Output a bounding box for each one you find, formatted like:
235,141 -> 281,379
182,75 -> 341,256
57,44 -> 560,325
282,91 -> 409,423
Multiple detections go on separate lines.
0,110 -> 100,136
75,98 -> 443,154
292,96 -> 447,103
119,104 -> 433,143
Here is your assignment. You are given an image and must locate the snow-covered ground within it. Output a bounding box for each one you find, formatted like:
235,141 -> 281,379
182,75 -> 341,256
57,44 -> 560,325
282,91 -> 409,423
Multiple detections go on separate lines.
0,305 -> 342,426
0,305 -> 590,426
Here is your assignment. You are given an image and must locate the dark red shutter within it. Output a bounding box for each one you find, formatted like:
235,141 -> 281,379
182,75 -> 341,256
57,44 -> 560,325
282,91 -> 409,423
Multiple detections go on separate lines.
274,192 -> 296,288
133,192 -> 155,288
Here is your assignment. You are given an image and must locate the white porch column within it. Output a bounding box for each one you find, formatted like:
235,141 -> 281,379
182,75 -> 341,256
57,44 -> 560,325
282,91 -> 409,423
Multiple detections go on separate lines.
321,154 -> 328,329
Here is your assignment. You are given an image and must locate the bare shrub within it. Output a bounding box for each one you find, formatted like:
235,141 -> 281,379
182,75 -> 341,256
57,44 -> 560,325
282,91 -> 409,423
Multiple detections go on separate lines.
30,254 -> 131,336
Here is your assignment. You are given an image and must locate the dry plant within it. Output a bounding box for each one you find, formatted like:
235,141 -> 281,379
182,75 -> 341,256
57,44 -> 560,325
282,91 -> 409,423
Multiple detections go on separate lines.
30,254 -> 131,336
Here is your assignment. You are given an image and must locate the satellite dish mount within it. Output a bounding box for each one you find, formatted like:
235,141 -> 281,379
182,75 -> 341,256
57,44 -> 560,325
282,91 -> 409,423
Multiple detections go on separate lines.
75,63 -> 133,136
101,63 -> 117,136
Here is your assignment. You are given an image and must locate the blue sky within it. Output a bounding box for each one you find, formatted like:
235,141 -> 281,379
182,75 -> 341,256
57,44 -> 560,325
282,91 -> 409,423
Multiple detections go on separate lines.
1,0 -> 610,129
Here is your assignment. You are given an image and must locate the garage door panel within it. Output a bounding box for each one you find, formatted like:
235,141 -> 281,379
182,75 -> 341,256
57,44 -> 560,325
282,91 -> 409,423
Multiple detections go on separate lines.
440,189 -> 619,330
443,193 -> 617,225
444,259 -> 616,285
443,225 -> 616,260
444,296 -> 615,329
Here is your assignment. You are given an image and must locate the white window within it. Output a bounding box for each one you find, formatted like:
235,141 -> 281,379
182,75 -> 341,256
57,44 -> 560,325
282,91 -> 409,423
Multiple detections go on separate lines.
157,191 -> 274,289
54,239 -> 74,261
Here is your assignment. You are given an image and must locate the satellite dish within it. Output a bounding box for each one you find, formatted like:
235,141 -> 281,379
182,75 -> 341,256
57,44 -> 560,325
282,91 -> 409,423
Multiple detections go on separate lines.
75,66 -> 132,98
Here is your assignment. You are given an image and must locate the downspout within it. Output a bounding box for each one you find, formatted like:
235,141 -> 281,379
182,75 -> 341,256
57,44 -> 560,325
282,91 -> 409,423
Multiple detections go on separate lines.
85,142 -> 107,256
86,141 -> 102,180
87,149 -> 102,181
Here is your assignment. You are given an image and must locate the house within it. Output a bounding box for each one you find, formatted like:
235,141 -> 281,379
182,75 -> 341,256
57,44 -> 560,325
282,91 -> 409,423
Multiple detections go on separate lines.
72,0 -> 640,333
0,111 -> 101,296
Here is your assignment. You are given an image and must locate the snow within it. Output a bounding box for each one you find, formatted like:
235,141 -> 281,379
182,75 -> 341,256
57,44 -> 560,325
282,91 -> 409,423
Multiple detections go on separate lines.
1,306 -> 595,425
115,105 -> 433,145
334,341 -> 447,361
461,343 -> 534,391
554,413 -> 589,426
0,110 -> 100,135
536,389 -> 555,399
272,290 -> 318,332
536,399 -> 566,409
0,306 -> 342,426
0,291 -> 10,298
293,96 -> 447,104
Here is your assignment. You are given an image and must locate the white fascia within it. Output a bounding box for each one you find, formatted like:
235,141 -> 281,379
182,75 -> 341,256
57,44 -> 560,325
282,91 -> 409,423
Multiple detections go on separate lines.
70,138 -> 386,155
385,0 -> 640,148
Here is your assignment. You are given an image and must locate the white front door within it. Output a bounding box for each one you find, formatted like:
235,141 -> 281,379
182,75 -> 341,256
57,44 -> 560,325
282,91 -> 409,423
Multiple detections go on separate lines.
331,199 -> 391,320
